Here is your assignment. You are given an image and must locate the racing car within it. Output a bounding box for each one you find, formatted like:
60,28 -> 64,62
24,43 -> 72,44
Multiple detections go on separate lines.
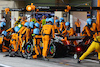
21,34 -> 67,59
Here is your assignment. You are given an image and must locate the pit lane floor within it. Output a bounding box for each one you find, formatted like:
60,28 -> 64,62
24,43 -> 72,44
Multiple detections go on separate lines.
0,52 -> 100,67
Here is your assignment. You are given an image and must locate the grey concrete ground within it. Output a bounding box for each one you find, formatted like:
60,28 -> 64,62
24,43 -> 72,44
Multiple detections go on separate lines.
0,52 -> 100,67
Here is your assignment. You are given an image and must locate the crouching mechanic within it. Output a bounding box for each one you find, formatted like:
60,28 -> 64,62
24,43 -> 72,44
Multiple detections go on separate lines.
78,36 -> 100,64
0,31 -> 8,52
82,18 -> 96,38
41,18 -> 55,61
32,23 -> 41,59
81,18 -> 97,44
9,26 -> 20,56
62,22 -> 77,46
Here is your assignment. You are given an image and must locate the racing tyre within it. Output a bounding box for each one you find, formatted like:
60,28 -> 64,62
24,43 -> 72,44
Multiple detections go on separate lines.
48,41 -> 66,58
22,41 -> 33,59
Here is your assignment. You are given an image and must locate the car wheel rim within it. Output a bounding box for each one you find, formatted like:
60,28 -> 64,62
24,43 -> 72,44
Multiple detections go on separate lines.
74,54 -> 77,59
26,45 -> 31,53
50,46 -> 54,55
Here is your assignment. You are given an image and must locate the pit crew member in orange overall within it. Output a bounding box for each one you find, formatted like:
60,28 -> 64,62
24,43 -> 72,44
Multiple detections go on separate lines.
82,18 -> 97,44
9,26 -> 20,56
62,22 -> 77,46
32,23 -> 41,59
75,19 -> 81,36
54,19 -> 60,34
0,31 -> 8,52
60,17 -> 65,32
41,18 -> 55,61
82,18 -> 96,37
17,22 -> 29,50
19,22 -> 30,53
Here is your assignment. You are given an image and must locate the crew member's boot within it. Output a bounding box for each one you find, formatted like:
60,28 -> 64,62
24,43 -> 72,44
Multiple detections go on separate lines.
43,56 -> 49,61
77,59 -> 81,63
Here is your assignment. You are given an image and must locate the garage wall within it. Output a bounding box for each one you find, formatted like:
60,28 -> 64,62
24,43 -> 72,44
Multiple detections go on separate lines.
70,12 -> 87,32
54,11 -> 68,22
54,11 -> 62,20
0,1 -> 16,28
0,1 -> 15,20
0,1 -> 25,28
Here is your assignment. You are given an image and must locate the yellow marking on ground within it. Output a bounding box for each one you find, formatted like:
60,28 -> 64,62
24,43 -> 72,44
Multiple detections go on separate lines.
59,62 -> 64,64
65,64 -> 69,65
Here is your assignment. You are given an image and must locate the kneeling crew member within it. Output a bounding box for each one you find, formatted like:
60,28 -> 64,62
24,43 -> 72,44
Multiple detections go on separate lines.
62,22 -> 77,45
